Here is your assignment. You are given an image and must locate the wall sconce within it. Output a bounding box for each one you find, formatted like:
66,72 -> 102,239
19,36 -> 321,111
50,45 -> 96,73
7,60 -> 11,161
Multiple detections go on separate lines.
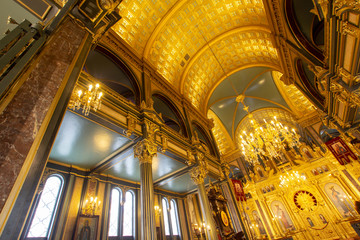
82,196 -> 101,216
154,205 -> 162,217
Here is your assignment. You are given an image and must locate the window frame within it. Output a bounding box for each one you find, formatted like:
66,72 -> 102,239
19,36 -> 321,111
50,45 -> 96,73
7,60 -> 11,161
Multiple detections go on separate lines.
24,174 -> 65,240
108,187 -> 136,240
162,197 -> 181,240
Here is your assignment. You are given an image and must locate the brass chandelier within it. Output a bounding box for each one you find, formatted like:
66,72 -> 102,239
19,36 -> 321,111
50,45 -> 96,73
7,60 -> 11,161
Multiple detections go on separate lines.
239,101 -> 300,164
70,83 -> 103,116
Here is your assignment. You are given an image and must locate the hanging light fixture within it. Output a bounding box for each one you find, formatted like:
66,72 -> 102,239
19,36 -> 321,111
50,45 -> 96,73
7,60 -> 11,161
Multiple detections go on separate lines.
279,171 -> 306,188
70,83 -> 103,116
238,100 -> 301,164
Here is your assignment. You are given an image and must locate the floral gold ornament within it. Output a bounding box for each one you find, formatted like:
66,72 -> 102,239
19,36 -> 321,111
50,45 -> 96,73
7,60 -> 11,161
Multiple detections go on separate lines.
70,83 -> 103,116
294,191 -> 318,212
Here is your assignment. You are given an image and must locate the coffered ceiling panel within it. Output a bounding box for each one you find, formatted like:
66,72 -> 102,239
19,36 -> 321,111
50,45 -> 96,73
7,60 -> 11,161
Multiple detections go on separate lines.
183,30 -> 279,109
113,0 -> 273,105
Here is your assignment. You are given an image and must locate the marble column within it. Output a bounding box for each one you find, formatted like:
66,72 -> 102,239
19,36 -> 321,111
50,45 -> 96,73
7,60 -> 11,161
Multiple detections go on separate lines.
190,164 -> 218,240
134,139 -> 157,240
0,17 -> 88,226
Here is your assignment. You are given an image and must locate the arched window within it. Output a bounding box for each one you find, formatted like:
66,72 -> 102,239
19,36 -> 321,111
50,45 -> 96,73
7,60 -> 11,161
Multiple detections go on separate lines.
26,174 -> 64,239
108,188 -> 122,236
162,198 -> 170,236
162,198 -> 181,239
122,191 -> 135,237
108,188 -> 135,239
170,200 -> 180,237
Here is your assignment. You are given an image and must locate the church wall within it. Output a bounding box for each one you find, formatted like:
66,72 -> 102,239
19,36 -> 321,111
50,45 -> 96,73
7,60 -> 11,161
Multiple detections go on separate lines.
19,164 -> 194,240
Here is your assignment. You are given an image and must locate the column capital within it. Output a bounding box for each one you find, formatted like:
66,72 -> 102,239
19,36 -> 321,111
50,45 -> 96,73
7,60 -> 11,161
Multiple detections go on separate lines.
134,139 -> 157,164
190,160 -> 208,185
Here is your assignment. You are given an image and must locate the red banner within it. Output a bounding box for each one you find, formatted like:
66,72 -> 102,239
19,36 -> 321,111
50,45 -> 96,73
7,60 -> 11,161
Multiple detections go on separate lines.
231,179 -> 246,201
325,137 -> 357,165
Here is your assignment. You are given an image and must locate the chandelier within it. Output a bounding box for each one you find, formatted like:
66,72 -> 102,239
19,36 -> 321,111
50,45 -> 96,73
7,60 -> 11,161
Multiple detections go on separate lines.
239,102 -> 300,164
279,171 -> 306,188
70,83 -> 103,116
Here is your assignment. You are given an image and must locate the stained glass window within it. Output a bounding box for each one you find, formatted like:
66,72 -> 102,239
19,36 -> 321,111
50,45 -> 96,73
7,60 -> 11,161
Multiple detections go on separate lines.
108,188 -> 121,236
162,198 -> 170,236
170,200 -> 180,236
26,175 -> 63,238
122,191 -> 134,236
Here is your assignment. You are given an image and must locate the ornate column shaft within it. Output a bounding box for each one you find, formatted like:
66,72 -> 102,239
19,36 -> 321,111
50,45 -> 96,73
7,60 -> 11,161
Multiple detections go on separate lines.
134,139 -> 157,240
190,161 -> 218,240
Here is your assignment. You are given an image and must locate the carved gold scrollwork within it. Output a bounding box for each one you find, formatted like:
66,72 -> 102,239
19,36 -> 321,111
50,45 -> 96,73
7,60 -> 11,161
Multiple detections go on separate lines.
124,114 -> 137,137
186,150 -> 196,166
342,22 -> 360,37
318,0 -> 329,17
134,139 -> 157,164
189,161 -> 208,185
145,120 -> 160,141
330,82 -> 343,93
335,0 -> 360,12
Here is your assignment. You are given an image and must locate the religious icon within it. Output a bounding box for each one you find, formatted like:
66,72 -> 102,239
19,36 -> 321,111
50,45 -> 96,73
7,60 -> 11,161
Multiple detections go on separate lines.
307,217 -> 314,227
319,214 -> 327,224
271,201 -> 294,232
302,147 -> 313,159
252,211 -> 266,235
324,183 -> 354,217
74,215 -> 99,240
312,169 -> 319,176
332,142 -> 347,155
322,165 -> 329,172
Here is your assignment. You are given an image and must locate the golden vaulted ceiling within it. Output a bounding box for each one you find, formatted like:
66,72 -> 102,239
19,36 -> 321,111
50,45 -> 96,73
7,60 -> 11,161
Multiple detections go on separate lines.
112,0 -> 315,155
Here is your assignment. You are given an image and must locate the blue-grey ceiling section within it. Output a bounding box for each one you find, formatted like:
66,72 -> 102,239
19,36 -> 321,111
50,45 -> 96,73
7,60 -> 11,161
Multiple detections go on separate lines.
208,67 -> 290,137
208,67 -> 270,107
49,111 -> 130,169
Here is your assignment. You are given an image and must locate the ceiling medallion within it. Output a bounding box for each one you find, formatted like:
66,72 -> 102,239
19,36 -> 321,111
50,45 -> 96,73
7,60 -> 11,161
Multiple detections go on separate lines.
236,94 -> 245,103
294,190 -> 318,212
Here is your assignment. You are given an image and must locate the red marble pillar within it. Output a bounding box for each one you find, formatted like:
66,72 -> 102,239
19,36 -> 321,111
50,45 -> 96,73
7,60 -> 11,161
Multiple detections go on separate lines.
0,18 -> 87,213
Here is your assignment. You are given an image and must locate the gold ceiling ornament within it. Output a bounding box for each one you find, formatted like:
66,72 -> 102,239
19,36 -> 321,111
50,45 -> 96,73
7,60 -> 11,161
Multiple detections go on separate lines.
239,103 -> 301,164
69,83 -> 103,116
279,171 -> 307,189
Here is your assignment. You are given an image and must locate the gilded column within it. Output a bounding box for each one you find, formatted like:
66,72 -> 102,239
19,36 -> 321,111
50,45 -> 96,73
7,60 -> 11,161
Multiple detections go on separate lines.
190,157 -> 218,240
134,139 -> 157,240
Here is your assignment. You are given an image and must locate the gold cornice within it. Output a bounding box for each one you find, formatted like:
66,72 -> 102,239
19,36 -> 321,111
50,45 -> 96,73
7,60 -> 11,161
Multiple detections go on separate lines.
180,25 -> 272,94
101,30 -> 143,70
